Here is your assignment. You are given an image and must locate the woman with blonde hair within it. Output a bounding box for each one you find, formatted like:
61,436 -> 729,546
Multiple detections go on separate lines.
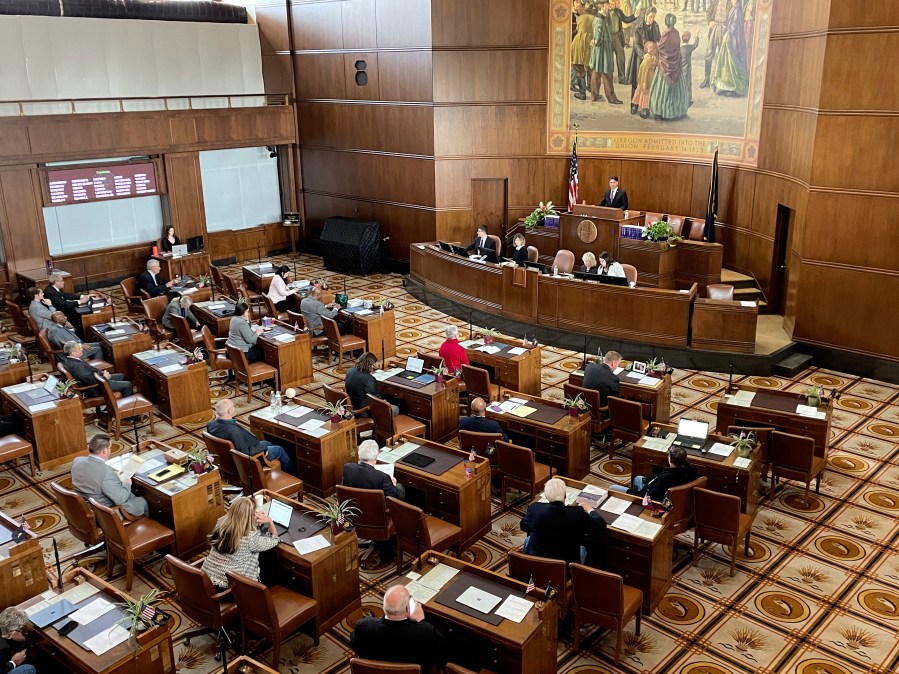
201,496 -> 278,591
581,251 -> 599,274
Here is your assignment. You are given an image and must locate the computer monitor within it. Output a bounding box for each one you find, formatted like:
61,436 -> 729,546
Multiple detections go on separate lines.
523,261 -> 548,274
450,244 -> 469,258
171,243 -> 188,257
574,271 -> 602,282
676,418 -> 709,440
476,247 -> 499,264
186,235 -> 204,253
597,274 -> 630,287
438,240 -> 453,253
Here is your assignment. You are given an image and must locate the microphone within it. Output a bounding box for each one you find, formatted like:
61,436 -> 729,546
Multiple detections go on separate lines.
257,243 -> 262,266
728,361 -> 734,394
381,338 -> 386,368
496,368 -> 502,402
52,537 -> 63,589
272,318 -> 301,333
469,311 -> 473,342
582,336 -> 587,370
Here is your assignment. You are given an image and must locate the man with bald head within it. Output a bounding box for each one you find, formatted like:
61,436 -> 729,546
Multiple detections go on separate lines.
299,286 -> 342,336
350,585 -> 447,672
206,398 -> 295,474
458,397 -> 508,441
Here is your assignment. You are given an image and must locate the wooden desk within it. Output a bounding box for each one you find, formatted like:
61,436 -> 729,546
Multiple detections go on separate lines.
130,444 -> 224,559
242,263 -> 276,294
257,325 -> 314,390
152,251 -> 211,280
342,308 -> 397,361
382,438 -> 491,551
1,385 -> 86,470
192,300 -> 235,338
89,323 -> 154,380
80,305 -> 114,336
617,238 -> 677,288
716,386 -> 832,450
569,365 -> 672,423
691,298 -> 758,353
485,391 -> 590,479
0,360 -> 29,388
261,491 -> 361,636
0,512 -> 49,608
249,404 -> 357,497
401,551 -> 558,674
17,268 -> 74,295
131,349 -> 211,426
464,337 -> 542,396
633,426 -> 761,516
22,568 -> 175,674
173,286 -> 212,304
375,369 -> 461,443
549,477 -> 673,613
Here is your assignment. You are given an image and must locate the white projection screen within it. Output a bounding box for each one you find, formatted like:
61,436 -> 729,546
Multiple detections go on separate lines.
200,147 -> 281,232
44,196 -> 164,255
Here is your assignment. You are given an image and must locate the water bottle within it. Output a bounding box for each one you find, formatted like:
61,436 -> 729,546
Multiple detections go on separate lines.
269,391 -> 276,408
553,265 -> 558,277
16,344 -> 23,361
379,304 -> 384,317
275,391 -> 282,412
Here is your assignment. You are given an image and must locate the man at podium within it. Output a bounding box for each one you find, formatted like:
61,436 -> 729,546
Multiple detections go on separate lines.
598,176 -> 628,210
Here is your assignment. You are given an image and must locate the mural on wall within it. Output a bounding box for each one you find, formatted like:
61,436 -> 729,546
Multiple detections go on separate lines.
548,0 -> 772,165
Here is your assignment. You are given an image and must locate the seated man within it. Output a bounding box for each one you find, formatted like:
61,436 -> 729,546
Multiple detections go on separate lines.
137,259 -> 174,298
161,294 -> 199,331
62,341 -> 133,398
351,585 -> 447,673
582,350 -> 622,407
0,607 -> 36,674
207,398 -> 295,475
520,477 -> 606,566
71,434 -> 148,517
610,446 -> 700,502
44,271 -> 91,328
343,439 -> 405,500
47,311 -> 101,362
465,224 -> 497,255
345,352 -> 398,416
300,287 -> 344,336
459,397 -> 508,441
438,324 -> 469,374
27,287 -> 55,331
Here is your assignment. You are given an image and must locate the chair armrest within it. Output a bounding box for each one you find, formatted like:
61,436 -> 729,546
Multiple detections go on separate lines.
111,504 -> 140,523
350,404 -> 370,415
260,456 -> 282,471
210,587 -> 233,601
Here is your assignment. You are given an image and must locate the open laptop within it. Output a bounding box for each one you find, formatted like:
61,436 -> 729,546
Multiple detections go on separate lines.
405,357 -> 424,374
171,243 -> 188,257
472,247 -> 498,264
43,374 -> 59,396
268,498 -> 293,536
671,418 -> 710,450
438,240 -> 454,253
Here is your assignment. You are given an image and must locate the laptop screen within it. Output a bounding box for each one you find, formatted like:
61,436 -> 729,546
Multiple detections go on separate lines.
405,357 -> 424,374
268,499 -> 293,529
43,374 -> 59,395
171,244 -> 188,256
677,418 -> 709,439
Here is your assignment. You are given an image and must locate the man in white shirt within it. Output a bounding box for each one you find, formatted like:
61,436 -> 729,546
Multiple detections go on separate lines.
465,225 -> 497,255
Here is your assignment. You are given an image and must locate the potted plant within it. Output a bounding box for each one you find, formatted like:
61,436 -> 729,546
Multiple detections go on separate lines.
645,357 -> 668,377
55,379 -> 78,399
804,386 -> 822,407
523,201 -> 558,229
481,328 -> 498,345
186,447 -> 210,474
729,430 -> 757,459
314,278 -> 331,291
115,588 -> 162,640
428,359 -> 448,385
563,393 -> 591,418
321,400 -> 351,425
376,299 -> 394,313
187,347 -> 205,365
197,274 -> 212,287
641,221 -> 683,249
319,499 -> 361,539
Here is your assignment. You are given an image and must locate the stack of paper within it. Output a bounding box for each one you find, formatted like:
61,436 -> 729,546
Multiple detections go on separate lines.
796,404 -> 826,419
372,367 -> 404,381
707,442 -> 734,457
641,434 -> 675,452
610,513 -> 643,533
728,390 -> 756,407
406,563 -> 461,604
293,535 -> 330,555
507,347 -> 527,356
378,442 -> 420,464
509,405 -> 536,418
600,497 -> 630,514
733,457 -> 752,469
478,345 -> 502,354
495,595 -> 533,623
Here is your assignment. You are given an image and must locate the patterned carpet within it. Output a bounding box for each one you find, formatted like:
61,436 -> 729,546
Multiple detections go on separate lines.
3,253 -> 899,674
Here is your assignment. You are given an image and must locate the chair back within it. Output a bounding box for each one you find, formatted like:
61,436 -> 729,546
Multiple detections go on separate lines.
6,300 -> 32,336
225,571 -> 276,639
51,481 -> 103,546
350,659 -> 421,674
37,327 -> 61,363
170,313 -> 195,346
707,284 -> 735,301
323,383 -> 349,408
693,487 -> 741,540
488,234 -> 502,257
527,246 -> 539,262
24,313 -> 41,343
263,295 -> 281,319
607,396 -> 643,435
366,394 -> 396,440
230,448 -> 267,493
417,352 -> 443,372
668,218 -> 684,236
166,554 -> 227,630
771,430 -> 817,472
201,432 -> 240,486
386,497 -> 431,550
563,382 -> 603,428
495,440 -> 536,484
688,220 -> 705,240
93,373 -> 119,408
286,310 -> 305,329
120,277 -> 143,313
321,316 -> 341,348
665,475 -> 707,536
507,549 -> 567,610
209,264 -> 224,291
201,326 -> 232,371
221,274 -> 239,299
141,295 -> 168,325
552,249 -> 576,274
89,498 -> 130,559
461,364 -> 493,401
620,264 -> 638,285
569,563 -> 624,630
458,430 -> 502,458
225,344 -> 251,380
335,485 -> 394,542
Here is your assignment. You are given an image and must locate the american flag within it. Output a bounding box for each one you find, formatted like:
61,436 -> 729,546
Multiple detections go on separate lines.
337,511 -> 345,526
141,604 -> 156,622
567,136 -> 579,212
526,574 -> 535,594
468,447 -> 476,462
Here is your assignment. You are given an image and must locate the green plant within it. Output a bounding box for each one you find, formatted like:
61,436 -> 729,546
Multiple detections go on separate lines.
803,385 -> 822,406
55,379 -> 77,398
377,299 -> 394,310
115,588 -> 161,638
319,499 -> 361,528
198,274 -> 212,286
563,393 -> 591,413
428,359 -> 448,377
320,400 -> 352,420
646,357 -> 667,375
642,221 -> 683,248
523,201 -> 558,229
186,446 -> 209,468
729,430 -> 757,458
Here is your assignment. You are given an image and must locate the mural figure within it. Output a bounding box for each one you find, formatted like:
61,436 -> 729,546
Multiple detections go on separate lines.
570,0 -> 595,100
625,6 -> 661,114
648,14 -> 689,120
710,0 -> 749,96
608,0 -> 639,83
588,1 -> 624,104
631,41 -> 658,118
680,31 -> 700,107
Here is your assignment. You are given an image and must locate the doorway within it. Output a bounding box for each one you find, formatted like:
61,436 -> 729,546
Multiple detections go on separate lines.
769,204 -> 794,316
471,178 -> 508,242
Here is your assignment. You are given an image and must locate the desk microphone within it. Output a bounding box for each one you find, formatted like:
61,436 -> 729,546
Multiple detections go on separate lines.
582,337 -> 587,370
51,537 -> 63,589
381,339 -> 386,368
257,243 -> 262,267
727,361 -> 734,394
123,316 -> 145,332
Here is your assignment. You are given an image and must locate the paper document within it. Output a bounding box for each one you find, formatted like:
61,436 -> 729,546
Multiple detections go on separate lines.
498,400 -> 521,413
575,485 -> 608,508
406,580 -> 441,604
85,625 -> 130,656
707,442 -> 734,457
508,347 -> 527,356
733,457 -> 751,468
459,340 -> 479,348
633,520 -> 664,540
796,404 -> 821,417
301,426 -> 329,438
509,405 -> 536,418
159,364 -> 183,374
6,383 -> 41,393
69,597 -> 116,625
641,434 -> 675,452
478,345 -> 502,354
284,405 -> 313,418
274,334 -> 294,342
406,571 -> 422,581
638,376 -> 660,386
740,301 -> 756,307
729,390 -> 756,407
456,586 -> 503,615
393,442 -> 421,457
494,595 -> 533,623
613,367 -> 624,375
293,535 -> 330,555
207,304 -> 227,310
600,497 -> 630,515
111,455 -> 146,480
508,398 -> 528,404
355,309 -> 374,316
25,582 -> 101,617
29,402 -> 56,412
105,329 -> 126,336
419,563 -> 461,591
299,419 -> 325,431
138,457 -> 166,475
610,513 -> 644,533
374,463 -> 395,478
625,371 -> 644,379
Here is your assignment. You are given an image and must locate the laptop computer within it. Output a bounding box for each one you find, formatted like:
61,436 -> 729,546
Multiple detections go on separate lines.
30,600 -> 77,628
438,241 -> 454,253
405,357 -> 424,374
171,243 -> 188,257
43,374 -> 59,396
268,498 -> 293,536
671,419 -> 710,450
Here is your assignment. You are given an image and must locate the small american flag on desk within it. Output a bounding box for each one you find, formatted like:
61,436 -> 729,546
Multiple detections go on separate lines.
526,574 -> 535,594
141,604 -> 156,622
468,447 -> 476,462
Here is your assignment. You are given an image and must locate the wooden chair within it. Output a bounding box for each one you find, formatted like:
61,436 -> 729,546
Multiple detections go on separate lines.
569,563 -> 642,662
770,430 -> 826,505
367,394 -> 426,445
620,264 -> 638,285
166,555 -> 239,654
445,663 -> 479,674
350,660 -> 421,674
507,549 -> 572,618
563,382 -> 609,438
0,435 -> 36,477
494,440 -> 551,510
141,295 -> 173,341
230,448 -> 303,500
387,497 -> 461,576
35,327 -> 58,365
208,264 -> 226,295
200,432 -> 241,488
94,374 -> 155,441
226,571 -> 318,669
527,245 -> 539,262
688,220 -> 705,241
170,313 -> 203,348
335,485 -> 395,548
120,277 -> 144,314
50,481 -> 105,555
220,273 -> 240,300
324,383 -> 374,440
58,361 -> 107,417
321,316 -> 366,370
458,430 -> 503,478
417,352 -> 443,372
237,281 -> 266,320
89,499 -> 175,591
607,396 -> 648,459
226,344 -> 279,403
693,487 -> 754,577
460,364 -> 499,402
201,326 -> 232,381
4,300 -> 37,352
665,475 -> 708,537
263,295 -> 288,323
289,310 -> 329,356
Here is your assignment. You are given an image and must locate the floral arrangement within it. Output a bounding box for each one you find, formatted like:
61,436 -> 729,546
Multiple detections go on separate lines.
645,357 -> 668,376
116,588 -> 162,638
377,299 -> 394,311
187,347 -> 205,364
55,379 -> 78,398
186,447 -> 211,473
524,201 -> 558,229
319,499 -> 361,536
563,393 -> 591,414
729,430 -> 757,458
641,221 -> 683,248
321,400 -> 353,423
314,278 -> 331,291
803,386 -> 822,406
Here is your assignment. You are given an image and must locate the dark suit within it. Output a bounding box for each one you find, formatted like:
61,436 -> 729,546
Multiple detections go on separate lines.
459,415 -> 508,441
351,617 -> 447,673
44,284 -> 83,327
64,356 -> 132,398
520,500 -> 606,565
465,235 -> 497,254
599,188 -> 628,210
511,246 -> 529,265
342,461 -> 405,500
136,270 -> 169,298
581,265 -> 599,274
206,418 -> 294,475
582,361 -> 620,406
632,464 -> 701,502
0,635 -> 27,674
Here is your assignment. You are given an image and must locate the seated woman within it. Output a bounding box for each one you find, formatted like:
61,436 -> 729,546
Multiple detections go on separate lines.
581,251 -> 599,274
226,301 -> 265,363
609,446 -> 699,502
266,264 -> 297,312
201,496 -> 278,591
598,251 -> 626,277
160,225 -> 180,253
510,233 -> 529,266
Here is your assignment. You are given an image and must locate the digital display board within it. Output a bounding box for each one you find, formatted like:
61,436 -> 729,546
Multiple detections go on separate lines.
46,163 -> 158,205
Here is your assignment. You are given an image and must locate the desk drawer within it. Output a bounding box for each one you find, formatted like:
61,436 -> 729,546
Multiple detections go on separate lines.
294,443 -> 323,466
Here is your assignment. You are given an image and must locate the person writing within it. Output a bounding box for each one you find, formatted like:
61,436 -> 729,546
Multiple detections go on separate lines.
201,496 -> 279,592
581,252 -> 599,274
266,265 -> 298,312
510,233 -> 529,265
438,324 -> 469,374
71,434 -> 148,517
226,301 -> 264,363
160,225 -> 180,253
610,446 -> 700,501
342,439 -> 405,500
583,350 -> 622,407
599,175 -> 629,210
207,398 -> 295,474
0,607 -> 34,674
465,225 -> 496,255
598,250 -> 627,277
